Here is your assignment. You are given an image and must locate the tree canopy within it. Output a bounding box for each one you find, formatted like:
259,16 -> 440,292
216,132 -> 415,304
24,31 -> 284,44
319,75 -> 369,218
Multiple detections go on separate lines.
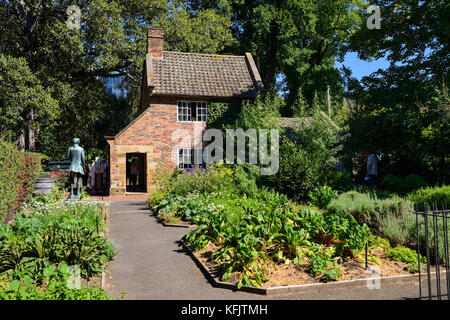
0,0 -> 234,158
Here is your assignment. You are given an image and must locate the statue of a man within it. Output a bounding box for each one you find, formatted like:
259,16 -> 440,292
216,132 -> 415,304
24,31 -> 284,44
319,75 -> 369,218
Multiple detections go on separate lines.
67,138 -> 85,199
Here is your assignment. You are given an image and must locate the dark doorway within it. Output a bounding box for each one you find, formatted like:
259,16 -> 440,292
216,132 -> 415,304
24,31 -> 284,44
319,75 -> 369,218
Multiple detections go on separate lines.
126,153 -> 147,192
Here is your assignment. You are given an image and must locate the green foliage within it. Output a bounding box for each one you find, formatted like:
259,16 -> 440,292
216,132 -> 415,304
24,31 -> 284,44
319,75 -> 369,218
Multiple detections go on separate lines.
269,103 -> 343,201
346,1 -> 450,186
53,172 -> 70,191
0,262 -> 112,300
150,160 -> 418,288
157,4 -> 235,54
307,245 -> 336,277
0,198 -> 115,278
407,185 -> 450,211
385,245 -> 426,273
234,94 -> 281,132
308,186 -> 338,209
351,184 -> 392,200
268,138 -> 321,201
412,215 -> 450,262
180,189 -> 372,287
207,101 -> 242,131
326,191 -> 415,245
0,1 -> 236,157
0,54 -> 59,141
383,174 -> 428,195
166,164 -> 236,197
0,139 -> 42,222
326,170 -> 353,192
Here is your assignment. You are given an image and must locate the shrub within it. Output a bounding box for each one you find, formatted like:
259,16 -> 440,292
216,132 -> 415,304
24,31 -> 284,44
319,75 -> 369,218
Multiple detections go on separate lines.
268,138 -> 322,201
207,100 -> 242,131
411,215 -> 450,261
407,185 -> 450,210
308,186 -> 338,209
326,191 -> 414,245
383,174 -> 428,195
352,184 -> 391,199
0,139 -> 41,222
268,101 -> 342,201
326,170 -> 352,192
385,245 -> 426,273
168,164 -> 236,196
53,171 -> 70,191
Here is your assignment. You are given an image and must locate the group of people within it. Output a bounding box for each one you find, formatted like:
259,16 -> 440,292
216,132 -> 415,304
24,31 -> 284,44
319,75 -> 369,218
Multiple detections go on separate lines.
85,157 -> 109,193
336,150 -> 379,189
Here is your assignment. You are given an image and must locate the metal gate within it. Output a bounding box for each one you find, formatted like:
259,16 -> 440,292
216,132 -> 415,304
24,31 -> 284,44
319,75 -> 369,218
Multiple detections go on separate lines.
415,201 -> 450,300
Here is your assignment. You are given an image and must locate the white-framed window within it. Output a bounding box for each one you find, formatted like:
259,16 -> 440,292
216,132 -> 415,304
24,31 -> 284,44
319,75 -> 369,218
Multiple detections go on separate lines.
177,101 -> 207,122
196,102 -> 207,122
178,148 -> 207,170
177,101 -> 191,122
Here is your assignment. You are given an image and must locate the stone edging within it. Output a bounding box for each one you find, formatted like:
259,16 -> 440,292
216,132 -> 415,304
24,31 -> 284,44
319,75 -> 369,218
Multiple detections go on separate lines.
180,241 -> 442,296
163,221 -> 197,228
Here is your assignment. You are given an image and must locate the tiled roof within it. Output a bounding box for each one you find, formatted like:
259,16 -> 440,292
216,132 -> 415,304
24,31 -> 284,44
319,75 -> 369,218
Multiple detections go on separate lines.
149,51 -> 262,98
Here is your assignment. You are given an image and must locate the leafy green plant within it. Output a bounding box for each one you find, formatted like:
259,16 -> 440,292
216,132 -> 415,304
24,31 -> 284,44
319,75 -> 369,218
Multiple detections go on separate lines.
385,245 -> 426,273
0,198 -> 116,279
308,186 -> 338,209
307,245 -> 338,279
0,262 -> 112,300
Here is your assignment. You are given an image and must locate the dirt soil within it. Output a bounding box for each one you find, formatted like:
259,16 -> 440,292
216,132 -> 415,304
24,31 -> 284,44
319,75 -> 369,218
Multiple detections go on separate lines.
193,244 -> 417,288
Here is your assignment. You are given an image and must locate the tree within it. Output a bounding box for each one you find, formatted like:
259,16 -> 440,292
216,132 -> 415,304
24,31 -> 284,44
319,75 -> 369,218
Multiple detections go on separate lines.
0,54 -> 58,150
188,0 -> 366,108
344,0 -> 449,184
0,0 -> 234,157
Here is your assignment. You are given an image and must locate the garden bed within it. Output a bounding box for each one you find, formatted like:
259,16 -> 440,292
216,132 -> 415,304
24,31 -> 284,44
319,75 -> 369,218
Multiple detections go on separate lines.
191,243 -> 414,288
182,242 -> 443,296
0,189 -> 116,300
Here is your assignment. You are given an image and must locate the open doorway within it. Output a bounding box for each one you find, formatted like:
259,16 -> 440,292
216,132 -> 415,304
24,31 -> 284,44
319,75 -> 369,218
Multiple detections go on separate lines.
126,153 -> 147,192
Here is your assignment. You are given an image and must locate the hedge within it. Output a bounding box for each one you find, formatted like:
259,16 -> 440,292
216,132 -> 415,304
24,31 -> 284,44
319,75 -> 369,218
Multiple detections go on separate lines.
407,185 -> 450,211
0,139 -> 41,222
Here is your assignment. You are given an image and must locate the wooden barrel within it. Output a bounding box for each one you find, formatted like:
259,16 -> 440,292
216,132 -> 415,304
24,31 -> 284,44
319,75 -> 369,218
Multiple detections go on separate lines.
34,176 -> 55,194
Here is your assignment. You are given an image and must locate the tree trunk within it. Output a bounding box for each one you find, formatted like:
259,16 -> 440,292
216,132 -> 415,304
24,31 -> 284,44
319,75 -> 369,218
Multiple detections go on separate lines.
262,20 -> 280,92
17,108 -> 38,152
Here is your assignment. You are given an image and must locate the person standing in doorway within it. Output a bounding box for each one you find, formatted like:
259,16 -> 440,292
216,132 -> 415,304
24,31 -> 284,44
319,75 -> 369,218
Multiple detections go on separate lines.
130,159 -> 138,191
365,150 -> 378,188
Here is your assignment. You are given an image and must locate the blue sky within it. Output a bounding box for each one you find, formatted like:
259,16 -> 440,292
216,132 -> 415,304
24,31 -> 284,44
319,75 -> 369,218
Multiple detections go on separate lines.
335,52 -> 390,80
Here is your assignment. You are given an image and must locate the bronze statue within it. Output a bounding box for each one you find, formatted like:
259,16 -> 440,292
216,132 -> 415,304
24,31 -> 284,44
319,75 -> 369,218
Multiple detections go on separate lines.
67,138 -> 85,199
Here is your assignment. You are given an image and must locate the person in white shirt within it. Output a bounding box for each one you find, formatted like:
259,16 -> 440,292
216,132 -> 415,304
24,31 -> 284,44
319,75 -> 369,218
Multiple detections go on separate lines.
365,150 -> 378,188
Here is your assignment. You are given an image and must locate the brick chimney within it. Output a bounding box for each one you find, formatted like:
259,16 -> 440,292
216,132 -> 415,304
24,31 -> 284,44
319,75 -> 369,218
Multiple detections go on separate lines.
147,27 -> 164,59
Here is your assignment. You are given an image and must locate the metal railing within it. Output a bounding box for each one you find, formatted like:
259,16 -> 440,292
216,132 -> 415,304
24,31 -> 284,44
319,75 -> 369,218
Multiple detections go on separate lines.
415,201 -> 449,300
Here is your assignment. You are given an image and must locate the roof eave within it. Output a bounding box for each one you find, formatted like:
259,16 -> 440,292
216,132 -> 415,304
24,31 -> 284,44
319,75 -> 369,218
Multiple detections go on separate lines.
245,53 -> 264,93
149,92 -> 258,100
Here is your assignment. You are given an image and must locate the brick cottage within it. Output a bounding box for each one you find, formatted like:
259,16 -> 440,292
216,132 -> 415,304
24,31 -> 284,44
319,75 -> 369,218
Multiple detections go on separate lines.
106,28 -> 263,195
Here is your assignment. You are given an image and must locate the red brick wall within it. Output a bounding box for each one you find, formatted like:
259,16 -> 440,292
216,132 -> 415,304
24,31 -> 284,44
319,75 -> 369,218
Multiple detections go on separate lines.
147,28 -> 164,59
116,97 -> 207,168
